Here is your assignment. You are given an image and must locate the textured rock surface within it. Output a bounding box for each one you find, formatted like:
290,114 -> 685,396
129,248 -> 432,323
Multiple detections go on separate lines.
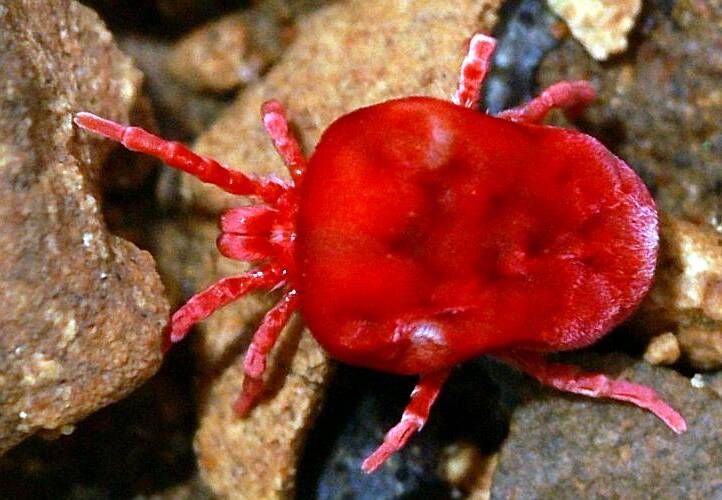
491,353 -> 722,498
539,0 -> 722,230
634,214 -> 722,369
547,0 -> 641,60
167,12 -> 284,93
154,0 -> 504,496
0,0 -> 168,454
119,36 -> 225,140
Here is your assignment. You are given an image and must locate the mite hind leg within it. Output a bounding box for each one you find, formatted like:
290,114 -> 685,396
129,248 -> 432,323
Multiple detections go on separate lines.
361,368 -> 451,473
496,350 -> 686,433
497,81 -> 595,124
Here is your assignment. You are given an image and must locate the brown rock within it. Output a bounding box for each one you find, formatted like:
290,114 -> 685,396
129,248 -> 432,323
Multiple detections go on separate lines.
180,0 -> 503,214
643,332 -> 681,366
547,0 -> 641,60
0,0 -> 168,454
440,442 -> 497,499
491,353 -> 722,498
539,0 -> 722,229
167,12 -> 284,94
634,214 -> 722,369
678,327 -> 722,371
119,35 -> 225,140
154,0 -> 502,496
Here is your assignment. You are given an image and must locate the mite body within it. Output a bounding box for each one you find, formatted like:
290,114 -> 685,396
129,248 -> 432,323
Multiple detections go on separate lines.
75,34 -> 685,473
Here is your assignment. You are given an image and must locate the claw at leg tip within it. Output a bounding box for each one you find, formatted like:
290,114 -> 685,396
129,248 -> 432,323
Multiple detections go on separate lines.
232,394 -> 254,417
361,447 -> 388,474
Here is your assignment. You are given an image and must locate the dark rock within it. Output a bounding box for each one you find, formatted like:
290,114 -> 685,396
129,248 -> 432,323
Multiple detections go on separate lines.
298,358 -> 521,500
0,0 -> 169,454
484,0 -> 566,114
491,352 -> 722,498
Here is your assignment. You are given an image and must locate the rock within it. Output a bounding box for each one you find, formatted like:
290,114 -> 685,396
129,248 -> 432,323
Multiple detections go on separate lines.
296,359 -> 516,500
633,214 -> 722,369
179,0 -> 504,214
547,0 -> 641,60
0,0 -> 168,454
166,11 -> 284,94
490,352 -> 722,498
439,443 -> 498,499
119,35 -> 225,140
678,327 -> 722,371
483,0 -> 567,114
643,332 -> 681,366
539,0 -> 722,229
0,354 -> 198,498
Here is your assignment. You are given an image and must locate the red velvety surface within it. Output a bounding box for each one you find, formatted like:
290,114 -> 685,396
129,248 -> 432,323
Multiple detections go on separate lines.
297,97 -> 657,374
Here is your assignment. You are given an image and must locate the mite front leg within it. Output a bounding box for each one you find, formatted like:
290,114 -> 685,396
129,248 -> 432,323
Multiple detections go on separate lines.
361,368 -> 451,473
74,112 -> 288,203
233,289 -> 300,415
497,81 -> 595,124
496,350 -> 687,433
170,266 -> 282,343
452,33 -> 496,109
261,100 -> 307,187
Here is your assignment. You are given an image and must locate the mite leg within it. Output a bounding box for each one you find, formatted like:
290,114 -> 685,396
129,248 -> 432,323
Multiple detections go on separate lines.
452,33 -> 497,109
261,100 -> 307,187
170,266 -> 282,344
217,234 -> 275,262
233,289 -> 300,416
496,350 -> 687,433
74,112 -> 288,203
362,368 -> 451,473
497,81 -> 595,124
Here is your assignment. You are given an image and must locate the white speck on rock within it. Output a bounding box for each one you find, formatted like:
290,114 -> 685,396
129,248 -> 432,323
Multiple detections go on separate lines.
691,373 -> 706,389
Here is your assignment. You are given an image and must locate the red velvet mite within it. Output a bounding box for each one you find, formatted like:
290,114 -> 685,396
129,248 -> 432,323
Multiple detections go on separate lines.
75,34 -> 686,473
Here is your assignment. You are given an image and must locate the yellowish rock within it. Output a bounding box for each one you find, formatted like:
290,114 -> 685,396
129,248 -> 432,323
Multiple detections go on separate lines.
635,213 -> 722,369
643,332 -> 681,366
548,0 -> 641,60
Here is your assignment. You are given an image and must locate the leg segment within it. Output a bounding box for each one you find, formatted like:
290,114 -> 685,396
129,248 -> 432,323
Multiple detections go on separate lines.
233,289 -> 300,415
220,205 -> 278,235
452,33 -> 497,109
497,81 -> 595,124
261,100 -> 307,186
361,368 -> 451,473
217,234 -> 274,261
496,350 -> 687,433
170,266 -> 282,343
74,112 -> 288,203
